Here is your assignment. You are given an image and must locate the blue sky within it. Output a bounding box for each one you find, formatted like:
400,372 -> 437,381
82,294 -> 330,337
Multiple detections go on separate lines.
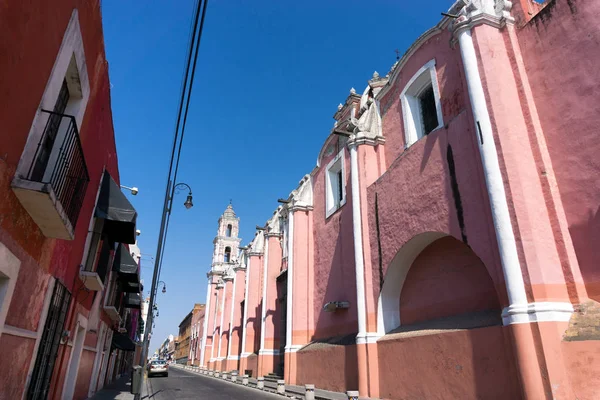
101,0 -> 452,354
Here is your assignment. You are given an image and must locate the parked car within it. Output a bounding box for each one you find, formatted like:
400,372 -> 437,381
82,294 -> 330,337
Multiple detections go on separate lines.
147,360 -> 168,377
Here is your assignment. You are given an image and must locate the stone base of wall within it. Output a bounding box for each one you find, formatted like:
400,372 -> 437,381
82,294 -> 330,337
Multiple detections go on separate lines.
377,325 -> 520,399
295,340 -> 358,393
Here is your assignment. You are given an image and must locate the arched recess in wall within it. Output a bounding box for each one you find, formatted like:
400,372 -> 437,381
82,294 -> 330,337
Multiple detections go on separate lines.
224,247 -> 231,263
226,224 -> 232,237
377,232 -> 501,335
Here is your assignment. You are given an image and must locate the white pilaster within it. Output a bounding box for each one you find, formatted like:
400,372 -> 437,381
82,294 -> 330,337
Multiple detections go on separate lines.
216,283 -> 227,360
199,279 -> 212,366
259,235 -> 269,353
240,253 -> 250,358
284,210 -> 294,352
226,274 -> 237,361
349,145 -> 367,340
456,27 -> 528,312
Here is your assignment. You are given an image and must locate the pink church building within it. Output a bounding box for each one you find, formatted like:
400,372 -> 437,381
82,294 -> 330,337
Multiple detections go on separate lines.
200,1 -> 600,398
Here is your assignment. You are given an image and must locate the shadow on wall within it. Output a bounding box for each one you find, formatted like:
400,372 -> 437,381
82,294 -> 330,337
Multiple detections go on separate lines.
377,235 -> 521,399
569,206 -> 600,302
312,180 -> 358,341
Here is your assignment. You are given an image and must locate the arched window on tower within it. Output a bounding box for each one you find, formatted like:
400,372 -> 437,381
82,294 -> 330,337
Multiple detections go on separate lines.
226,224 -> 232,237
224,247 -> 231,263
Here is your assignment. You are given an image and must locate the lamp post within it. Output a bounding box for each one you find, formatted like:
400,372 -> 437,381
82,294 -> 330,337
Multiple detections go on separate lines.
139,182 -> 193,373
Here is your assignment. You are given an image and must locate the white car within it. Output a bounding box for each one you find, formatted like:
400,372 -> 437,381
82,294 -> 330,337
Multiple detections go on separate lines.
148,360 -> 168,377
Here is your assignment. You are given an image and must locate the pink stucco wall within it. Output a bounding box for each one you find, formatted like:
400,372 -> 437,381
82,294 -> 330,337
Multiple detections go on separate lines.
367,27 -> 507,312
562,340 -> 600,400
264,235 -> 282,350
512,0 -> 600,301
377,326 -> 520,400
401,236 -> 500,325
312,144 -> 359,339
291,210 -> 314,346
204,283 -> 218,365
295,344 -> 358,393
367,123 -> 507,309
244,254 -> 263,355
229,269 -> 245,362
220,279 -> 233,359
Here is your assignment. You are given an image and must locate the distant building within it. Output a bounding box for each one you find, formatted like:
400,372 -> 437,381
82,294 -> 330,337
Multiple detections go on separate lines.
200,1 -> 600,399
175,309 -> 195,365
189,304 -> 206,366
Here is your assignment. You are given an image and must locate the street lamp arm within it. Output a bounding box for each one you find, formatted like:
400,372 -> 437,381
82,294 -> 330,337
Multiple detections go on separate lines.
173,182 -> 192,195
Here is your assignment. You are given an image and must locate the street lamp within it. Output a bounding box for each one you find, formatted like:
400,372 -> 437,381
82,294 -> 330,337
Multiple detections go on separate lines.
173,182 -> 193,211
140,181 -> 194,375
120,184 -> 139,196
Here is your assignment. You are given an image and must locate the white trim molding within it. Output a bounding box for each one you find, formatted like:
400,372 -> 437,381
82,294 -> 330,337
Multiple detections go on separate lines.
325,149 -> 347,218
62,313 -> 89,400
226,355 -> 240,361
2,325 -> 38,340
502,302 -> 574,325
356,332 -> 382,345
400,59 -> 444,147
240,352 -> 253,358
284,345 -> 303,353
258,349 -> 280,356
0,241 -> 21,339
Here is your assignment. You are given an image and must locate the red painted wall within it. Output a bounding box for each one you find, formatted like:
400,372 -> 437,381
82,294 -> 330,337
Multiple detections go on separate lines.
0,1 -> 124,398
512,0 -> 600,301
0,334 -> 36,400
378,326 -> 520,400
73,349 -> 96,400
400,237 -> 500,325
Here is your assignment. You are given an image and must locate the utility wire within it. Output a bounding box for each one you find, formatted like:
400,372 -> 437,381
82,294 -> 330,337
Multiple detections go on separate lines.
156,0 -> 209,287
141,0 -> 208,369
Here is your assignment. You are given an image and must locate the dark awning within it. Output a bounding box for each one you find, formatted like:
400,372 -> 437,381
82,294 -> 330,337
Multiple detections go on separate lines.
112,332 -> 136,351
121,281 -> 143,293
95,171 -> 137,244
124,292 -> 141,309
112,244 -> 139,282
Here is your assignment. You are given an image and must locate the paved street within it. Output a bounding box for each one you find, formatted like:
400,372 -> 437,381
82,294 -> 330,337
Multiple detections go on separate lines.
143,367 -> 282,400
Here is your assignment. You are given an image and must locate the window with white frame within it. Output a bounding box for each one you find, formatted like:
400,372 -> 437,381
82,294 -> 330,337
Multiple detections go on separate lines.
325,150 -> 346,218
400,59 -> 444,147
16,10 -> 90,181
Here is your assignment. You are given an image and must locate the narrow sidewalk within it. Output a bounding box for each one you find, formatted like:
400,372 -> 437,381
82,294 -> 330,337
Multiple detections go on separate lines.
87,373 -> 151,400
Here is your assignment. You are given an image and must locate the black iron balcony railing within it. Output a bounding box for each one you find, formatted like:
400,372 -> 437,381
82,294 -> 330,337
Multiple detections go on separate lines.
27,109 -> 90,228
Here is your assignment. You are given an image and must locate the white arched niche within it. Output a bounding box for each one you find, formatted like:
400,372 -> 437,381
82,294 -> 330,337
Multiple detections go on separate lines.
377,232 -> 448,336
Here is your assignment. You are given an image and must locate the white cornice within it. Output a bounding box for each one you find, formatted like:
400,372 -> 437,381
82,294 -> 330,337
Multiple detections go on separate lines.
451,0 -> 514,41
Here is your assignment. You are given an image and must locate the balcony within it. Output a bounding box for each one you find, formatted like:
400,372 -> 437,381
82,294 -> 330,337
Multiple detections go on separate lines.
12,110 -> 89,240
104,276 -> 122,323
80,235 -> 112,291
